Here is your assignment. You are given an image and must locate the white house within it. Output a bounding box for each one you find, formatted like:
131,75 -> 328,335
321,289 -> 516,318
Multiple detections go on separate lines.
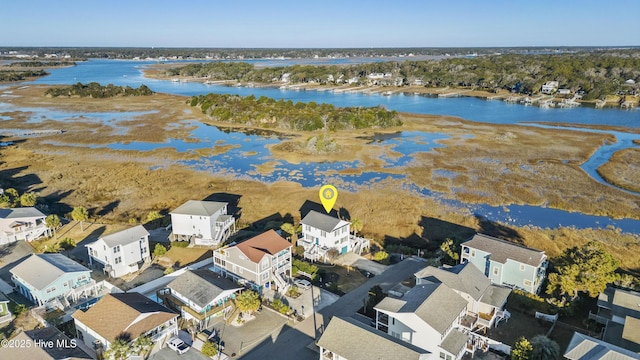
541,81 -> 559,94
86,225 -> 150,278
317,316 -> 430,360
374,283 -> 472,360
73,292 -> 178,354
169,200 -> 236,246
0,207 -> 49,245
212,230 -> 292,294
414,263 -> 511,331
299,210 -> 368,262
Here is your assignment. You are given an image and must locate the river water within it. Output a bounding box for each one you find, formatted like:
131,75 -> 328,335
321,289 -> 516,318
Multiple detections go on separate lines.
7,59 -> 640,233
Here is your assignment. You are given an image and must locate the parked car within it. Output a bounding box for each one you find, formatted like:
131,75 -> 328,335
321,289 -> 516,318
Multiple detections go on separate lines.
167,337 -> 190,355
294,279 -> 312,290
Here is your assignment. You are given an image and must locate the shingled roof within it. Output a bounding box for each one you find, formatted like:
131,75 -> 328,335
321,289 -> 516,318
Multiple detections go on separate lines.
170,200 -> 227,217
235,230 -> 292,263
300,210 -> 349,233
317,316 -> 429,360
99,225 -> 149,248
462,233 -> 545,267
72,293 -> 177,343
564,332 -> 640,360
376,283 -> 468,335
167,269 -> 241,309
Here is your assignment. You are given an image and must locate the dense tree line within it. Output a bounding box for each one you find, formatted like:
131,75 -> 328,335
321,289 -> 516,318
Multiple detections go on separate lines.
0,69 -> 47,81
44,82 -> 154,98
189,93 -> 401,131
8,61 -> 76,67
171,51 -> 640,100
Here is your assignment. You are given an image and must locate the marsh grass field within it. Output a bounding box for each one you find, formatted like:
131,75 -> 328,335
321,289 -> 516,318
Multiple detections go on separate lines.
1,85 -> 639,271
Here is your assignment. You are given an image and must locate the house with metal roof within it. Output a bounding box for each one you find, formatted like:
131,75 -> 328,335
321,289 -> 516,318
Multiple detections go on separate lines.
212,230 -> 292,294
72,292 -> 178,355
414,263 -> 511,331
157,269 -> 242,330
317,316 -> 430,360
374,283 -> 472,360
299,210 -> 369,262
169,200 -> 236,246
460,233 -> 547,294
0,207 -> 49,245
564,332 -> 640,360
86,224 -> 150,278
10,253 -> 96,308
589,286 -> 640,353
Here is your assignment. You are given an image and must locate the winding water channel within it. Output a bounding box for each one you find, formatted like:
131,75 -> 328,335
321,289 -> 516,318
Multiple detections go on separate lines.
3,59 -> 639,232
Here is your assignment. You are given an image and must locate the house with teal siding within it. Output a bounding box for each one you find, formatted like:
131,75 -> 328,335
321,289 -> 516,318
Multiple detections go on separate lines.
460,234 -> 547,294
10,253 -> 97,308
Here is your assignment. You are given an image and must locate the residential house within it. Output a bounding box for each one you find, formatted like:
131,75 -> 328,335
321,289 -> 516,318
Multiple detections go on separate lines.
10,253 -> 96,308
588,286 -> 640,352
0,207 -> 49,245
0,293 -> 11,324
0,327 -> 93,359
317,316 -> 430,360
212,230 -> 292,294
414,263 -> 511,331
169,200 -> 236,246
558,88 -> 572,95
374,283 -> 472,360
541,81 -> 559,94
460,233 -> 547,294
73,292 -> 178,353
299,210 -> 369,262
564,332 -> 640,360
157,269 -> 242,330
86,224 -> 150,278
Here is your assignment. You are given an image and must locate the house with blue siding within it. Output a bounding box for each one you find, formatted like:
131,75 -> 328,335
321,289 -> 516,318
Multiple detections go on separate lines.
460,234 -> 547,294
10,253 -> 97,308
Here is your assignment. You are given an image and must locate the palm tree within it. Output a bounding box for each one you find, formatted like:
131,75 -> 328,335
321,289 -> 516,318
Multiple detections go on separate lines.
530,335 -> 560,360
45,214 -> 61,240
350,218 -> 363,238
280,222 -> 298,247
235,290 -> 260,316
71,206 -> 89,232
132,335 -> 152,357
104,338 -> 131,360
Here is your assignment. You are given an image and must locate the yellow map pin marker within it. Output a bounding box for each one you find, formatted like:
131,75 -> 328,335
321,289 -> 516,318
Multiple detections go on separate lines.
319,185 -> 338,213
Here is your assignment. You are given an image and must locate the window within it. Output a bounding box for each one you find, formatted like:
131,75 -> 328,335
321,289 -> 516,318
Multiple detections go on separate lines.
305,225 -> 310,232
46,287 -> 56,293
321,231 -> 326,237
446,355 -> 452,360
115,257 -> 122,264
471,250 -> 475,257
524,279 -> 532,287
520,264 -> 525,271
493,267 -> 499,276
440,352 -> 446,359
261,260 -> 269,270
342,227 -> 347,234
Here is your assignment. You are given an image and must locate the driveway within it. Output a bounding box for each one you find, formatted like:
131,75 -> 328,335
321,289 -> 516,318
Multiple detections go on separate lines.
0,241 -> 34,283
333,252 -> 388,275
262,286 -> 339,320
150,347 -> 212,360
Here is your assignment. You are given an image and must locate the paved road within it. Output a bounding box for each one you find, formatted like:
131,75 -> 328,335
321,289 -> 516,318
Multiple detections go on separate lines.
239,256 -> 427,360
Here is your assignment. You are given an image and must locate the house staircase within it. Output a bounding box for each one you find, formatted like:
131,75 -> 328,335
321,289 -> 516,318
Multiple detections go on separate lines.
272,270 -> 289,293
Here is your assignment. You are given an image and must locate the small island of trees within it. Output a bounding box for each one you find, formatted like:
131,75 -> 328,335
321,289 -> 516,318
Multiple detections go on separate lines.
0,69 -> 48,82
189,93 -> 401,131
45,82 -> 154,98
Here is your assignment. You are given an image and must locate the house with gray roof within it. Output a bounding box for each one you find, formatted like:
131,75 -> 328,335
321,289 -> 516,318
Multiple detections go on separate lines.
415,263 -> 511,330
86,224 -> 150,278
461,233 -> 547,293
0,326 -> 93,359
157,269 -> 242,330
564,332 -> 640,360
169,200 -> 236,246
317,316 -> 430,360
10,253 -> 96,308
589,286 -> 640,353
374,283 -> 472,360
0,207 -> 49,245
299,210 -> 368,262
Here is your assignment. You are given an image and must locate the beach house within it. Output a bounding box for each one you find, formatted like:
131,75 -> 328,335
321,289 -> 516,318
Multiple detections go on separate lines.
86,224 -> 150,278
299,210 -> 369,262
0,207 -> 49,245
460,234 -> 547,294
169,200 -> 236,246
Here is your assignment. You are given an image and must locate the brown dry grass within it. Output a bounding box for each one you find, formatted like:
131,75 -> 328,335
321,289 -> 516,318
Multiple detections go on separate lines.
597,148 -> 640,193
1,84 -> 640,271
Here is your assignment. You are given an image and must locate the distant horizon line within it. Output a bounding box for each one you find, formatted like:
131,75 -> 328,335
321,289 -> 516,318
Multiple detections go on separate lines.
2,45 -> 639,50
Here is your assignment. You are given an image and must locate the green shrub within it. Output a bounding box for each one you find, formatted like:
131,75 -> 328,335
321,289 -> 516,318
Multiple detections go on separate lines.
171,241 -> 190,248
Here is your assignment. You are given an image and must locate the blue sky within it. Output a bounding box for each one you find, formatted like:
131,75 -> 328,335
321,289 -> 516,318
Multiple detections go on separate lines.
1,0 -> 639,48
